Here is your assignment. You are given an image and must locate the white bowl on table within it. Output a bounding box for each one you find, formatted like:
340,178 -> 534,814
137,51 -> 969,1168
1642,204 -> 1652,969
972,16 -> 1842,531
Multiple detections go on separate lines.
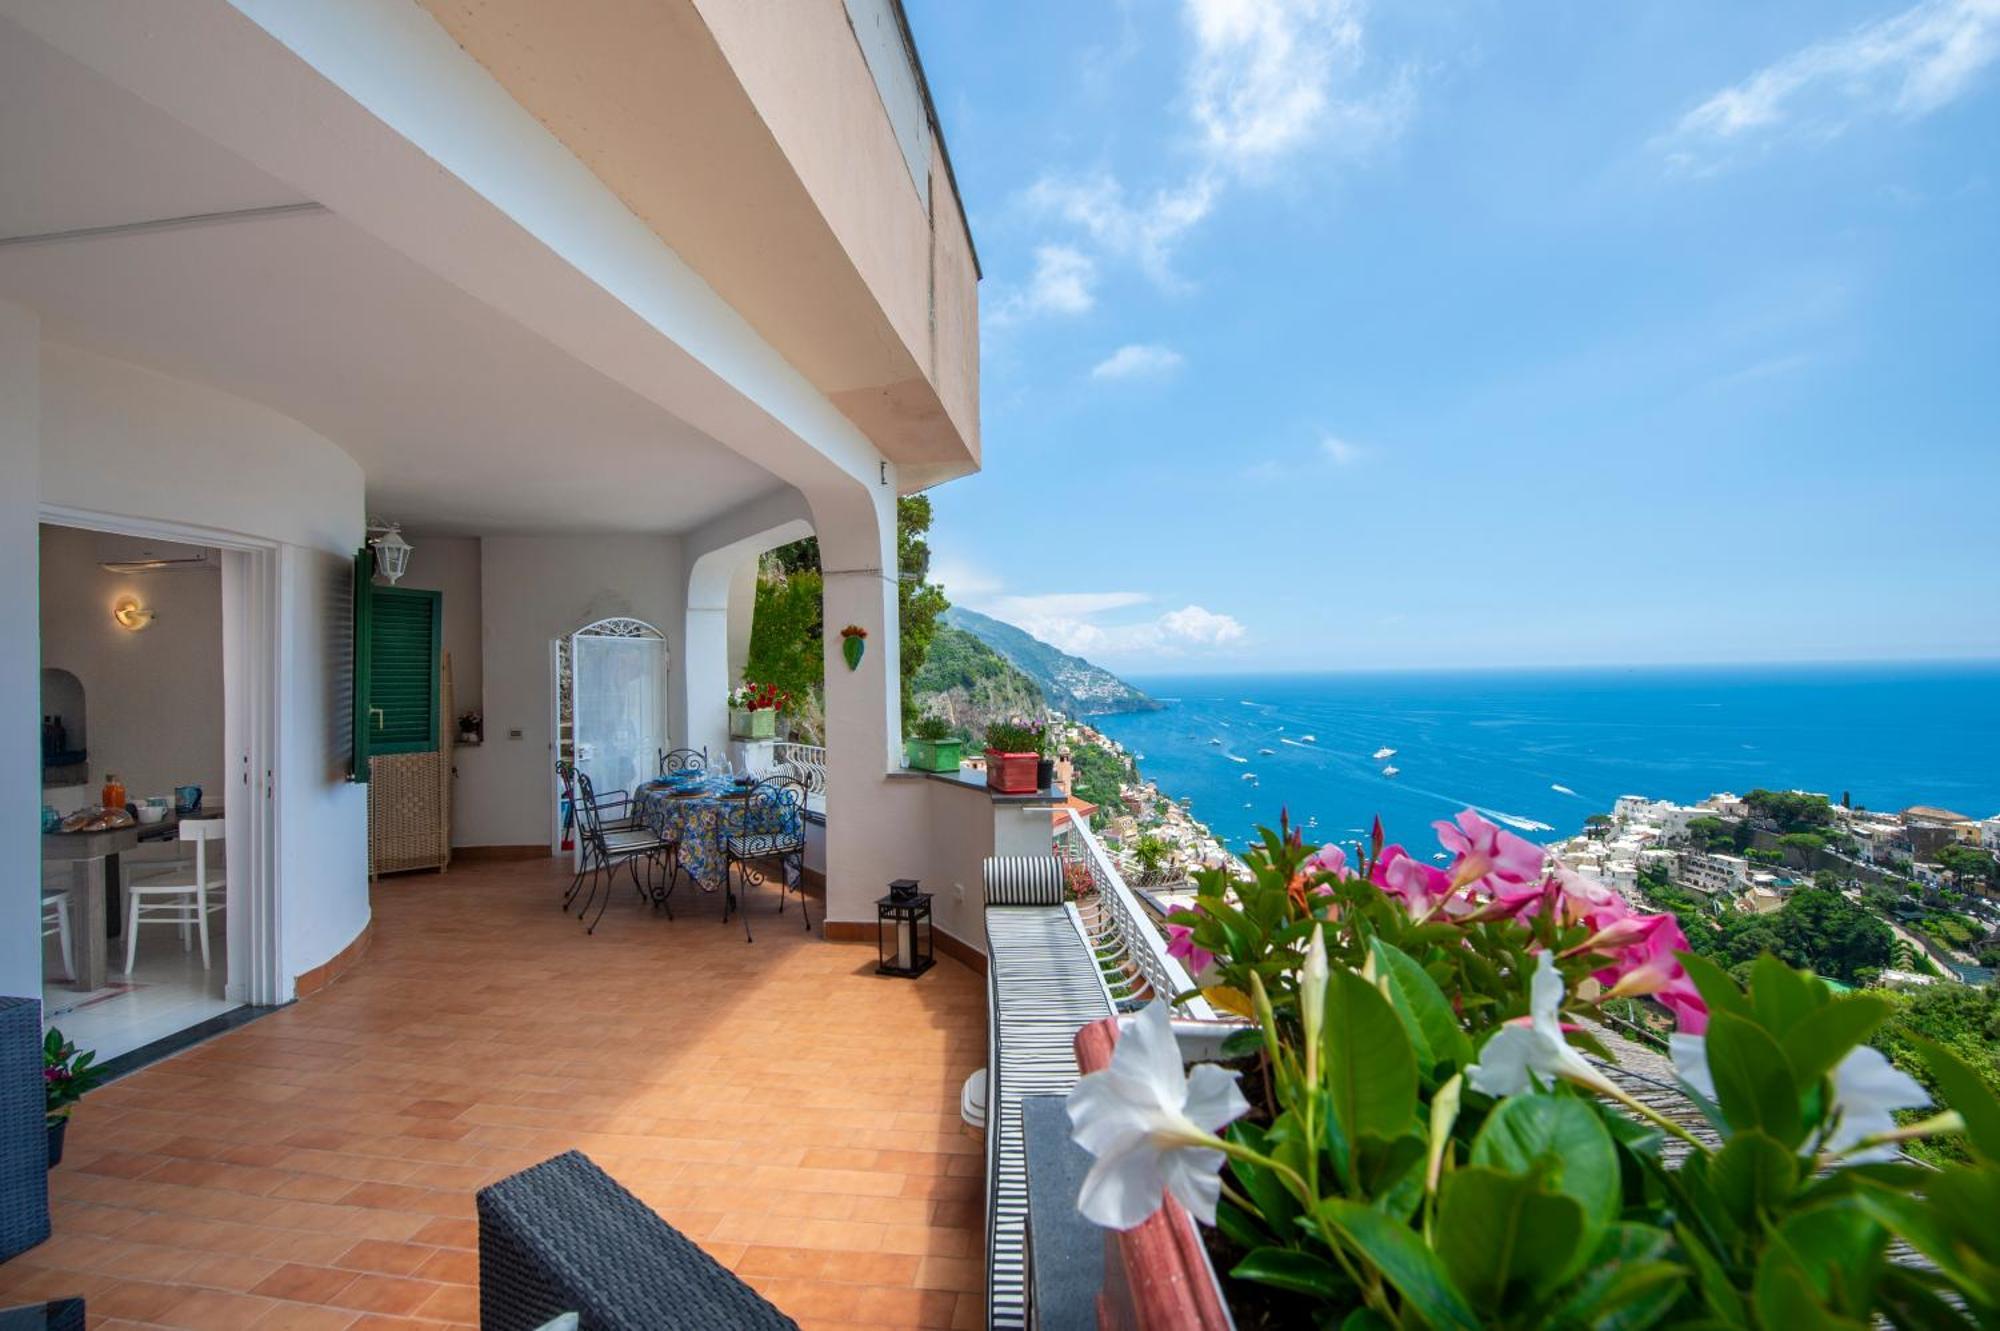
135,800 -> 170,825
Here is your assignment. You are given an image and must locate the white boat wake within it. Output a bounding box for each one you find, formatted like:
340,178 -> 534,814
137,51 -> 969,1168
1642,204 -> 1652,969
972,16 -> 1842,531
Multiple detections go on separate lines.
1550,783 -> 1577,797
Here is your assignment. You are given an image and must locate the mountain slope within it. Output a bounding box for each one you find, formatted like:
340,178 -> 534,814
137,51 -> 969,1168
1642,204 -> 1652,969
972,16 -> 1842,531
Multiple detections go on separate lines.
943,606 -> 1162,717
911,626 -> 1045,737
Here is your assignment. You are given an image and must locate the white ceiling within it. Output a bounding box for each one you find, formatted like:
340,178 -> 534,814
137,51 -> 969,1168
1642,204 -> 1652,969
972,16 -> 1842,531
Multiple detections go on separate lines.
0,20 -> 784,536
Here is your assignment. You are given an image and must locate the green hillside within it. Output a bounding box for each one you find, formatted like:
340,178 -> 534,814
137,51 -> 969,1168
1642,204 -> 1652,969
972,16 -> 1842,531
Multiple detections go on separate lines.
943,606 -> 1160,717
911,626 -> 1045,738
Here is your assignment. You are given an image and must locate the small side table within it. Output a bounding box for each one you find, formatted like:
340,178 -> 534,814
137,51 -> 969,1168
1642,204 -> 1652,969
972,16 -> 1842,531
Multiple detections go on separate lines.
875,891 -> 935,978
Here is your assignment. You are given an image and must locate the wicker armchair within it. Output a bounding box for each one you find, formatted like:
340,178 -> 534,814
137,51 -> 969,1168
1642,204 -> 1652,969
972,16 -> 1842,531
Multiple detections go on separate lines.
477,1151 -> 796,1331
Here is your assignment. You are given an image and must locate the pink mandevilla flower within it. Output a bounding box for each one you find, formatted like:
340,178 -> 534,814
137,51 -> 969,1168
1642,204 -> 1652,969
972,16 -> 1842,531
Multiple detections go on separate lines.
1165,922 -> 1215,975
1371,845 -> 1456,919
1434,810 -> 1546,903
1305,843 -> 1356,883
1597,912 -> 1708,1033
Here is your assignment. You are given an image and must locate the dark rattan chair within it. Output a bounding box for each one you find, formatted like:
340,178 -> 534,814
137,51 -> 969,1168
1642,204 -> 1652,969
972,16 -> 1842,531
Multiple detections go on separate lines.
0,998 -> 51,1265
656,746 -> 709,778
718,775 -> 809,943
477,1151 -> 797,1331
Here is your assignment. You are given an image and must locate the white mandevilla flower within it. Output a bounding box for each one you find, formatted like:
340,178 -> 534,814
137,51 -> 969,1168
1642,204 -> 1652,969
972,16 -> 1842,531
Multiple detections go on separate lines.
1670,1032 -> 1930,1164
1066,999 -> 1251,1229
1466,950 -> 1619,1098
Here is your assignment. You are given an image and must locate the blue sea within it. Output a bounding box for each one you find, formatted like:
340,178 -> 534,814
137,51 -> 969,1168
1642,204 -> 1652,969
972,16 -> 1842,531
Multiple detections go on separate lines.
1092,663 -> 2000,852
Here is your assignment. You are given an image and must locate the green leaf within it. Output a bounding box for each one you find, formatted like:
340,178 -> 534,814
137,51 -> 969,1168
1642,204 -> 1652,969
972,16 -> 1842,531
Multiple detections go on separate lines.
1319,1198 -> 1481,1331
1218,1027 -> 1265,1061
1875,1264 -> 1981,1331
1911,1035 -> 2000,1162
1753,1255 -> 1865,1331
1675,1220 -> 1749,1328
1230,1246 -> 1349,1298
1769,1201 -> 1888,1318
1225,1120 -> 1301,1237
1680,952 -> 1751,1021
1704,1011 -> 1804,1147
1214,1199 -> 1270,1253
1750,952 -> 1825,1038
1470,1094 -> 1620,1248
1709,1130 -> 1798,1232
1781,995 -> 1891,1093
1547,1223 -> 1684,1331
1323,967 -> 1418,1182
1434,1166 -> 1587,1307
1368,938 -> 1474,1079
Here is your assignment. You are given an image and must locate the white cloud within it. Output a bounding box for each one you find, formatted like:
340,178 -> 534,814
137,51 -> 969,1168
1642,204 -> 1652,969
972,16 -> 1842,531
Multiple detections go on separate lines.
1014,0 -> 1412,299
1090,343 -> 1187,380
990,244 -> 1098,324
958,583 -> 1248,663
929,555 -> 1005,604
1186,0 -> 1365,167
1320,434 -> 1366,465
990,592 -> 1152,620
1659,0 -> 2000,172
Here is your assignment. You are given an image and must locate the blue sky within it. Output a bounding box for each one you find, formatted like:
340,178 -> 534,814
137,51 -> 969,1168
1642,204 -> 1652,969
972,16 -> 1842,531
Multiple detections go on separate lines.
904,0 -> 1999,674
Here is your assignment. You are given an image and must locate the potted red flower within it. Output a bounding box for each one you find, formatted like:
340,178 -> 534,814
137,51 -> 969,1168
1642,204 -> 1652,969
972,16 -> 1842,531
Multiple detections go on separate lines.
983,720 -> 1044,794
728,682 -> 789,740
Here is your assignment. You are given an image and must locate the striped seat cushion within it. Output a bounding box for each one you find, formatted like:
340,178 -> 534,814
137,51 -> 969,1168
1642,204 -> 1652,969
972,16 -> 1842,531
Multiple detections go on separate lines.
983,855 -> 1066,907
983,904 -> 1115,1330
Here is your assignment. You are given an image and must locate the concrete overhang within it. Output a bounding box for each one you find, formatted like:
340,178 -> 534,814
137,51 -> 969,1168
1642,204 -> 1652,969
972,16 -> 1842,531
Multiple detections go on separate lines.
417,0 -> 982,492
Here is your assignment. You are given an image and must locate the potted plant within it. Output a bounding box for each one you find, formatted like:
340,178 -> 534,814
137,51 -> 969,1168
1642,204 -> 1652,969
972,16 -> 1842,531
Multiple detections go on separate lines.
727,682 -> 789,740
905,715 -> 964,773
983,719 -> 1044,794
43,1028 -> 103,1168
1063,810 -> 1993,1329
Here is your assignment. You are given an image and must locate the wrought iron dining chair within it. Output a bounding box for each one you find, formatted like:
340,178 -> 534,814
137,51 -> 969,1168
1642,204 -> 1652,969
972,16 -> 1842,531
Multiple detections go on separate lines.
718,775 -> 809,943
564,766 -> 671,933
657,746 -> 710,778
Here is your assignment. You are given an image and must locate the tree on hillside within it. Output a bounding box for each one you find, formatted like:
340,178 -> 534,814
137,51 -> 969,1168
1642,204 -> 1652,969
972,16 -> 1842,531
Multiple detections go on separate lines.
742,497 -> 950,737
1936,842 -> 1997,890
896,495 -> 949,726
1744,788 -> 1833,832
1685,816 -> 1742,851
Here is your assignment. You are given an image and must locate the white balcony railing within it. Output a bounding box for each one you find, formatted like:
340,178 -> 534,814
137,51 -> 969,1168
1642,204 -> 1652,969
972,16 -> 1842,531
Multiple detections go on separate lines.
772,741 -> 827,797
1054,808 -> 1216,1022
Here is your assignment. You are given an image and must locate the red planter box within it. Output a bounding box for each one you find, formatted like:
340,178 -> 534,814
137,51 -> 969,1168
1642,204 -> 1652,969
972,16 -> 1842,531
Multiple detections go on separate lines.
985,749 -> 1040,794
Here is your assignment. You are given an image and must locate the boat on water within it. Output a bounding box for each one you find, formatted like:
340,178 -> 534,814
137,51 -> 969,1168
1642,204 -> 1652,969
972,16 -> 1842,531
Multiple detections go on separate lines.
1300,734 -> 1317,743
1240,772 -> 1257,781
1372,746 -> 1397,760
1257,747 -> 1276,755
1382,765 -> 1400,777
1208,737 -> 1223,746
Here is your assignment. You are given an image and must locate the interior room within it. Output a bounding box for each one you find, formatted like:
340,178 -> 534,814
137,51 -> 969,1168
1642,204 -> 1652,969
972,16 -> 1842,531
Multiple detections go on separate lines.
39,522 -> 236,1062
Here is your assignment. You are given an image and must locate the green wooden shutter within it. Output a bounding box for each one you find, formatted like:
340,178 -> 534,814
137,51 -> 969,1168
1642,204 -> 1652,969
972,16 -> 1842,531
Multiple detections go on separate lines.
350,548 -> 374,782
365,586 -> 442,756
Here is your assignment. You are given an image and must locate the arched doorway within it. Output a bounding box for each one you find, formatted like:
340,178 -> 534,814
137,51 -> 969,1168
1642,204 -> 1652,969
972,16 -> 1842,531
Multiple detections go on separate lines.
551,617 -> 668,853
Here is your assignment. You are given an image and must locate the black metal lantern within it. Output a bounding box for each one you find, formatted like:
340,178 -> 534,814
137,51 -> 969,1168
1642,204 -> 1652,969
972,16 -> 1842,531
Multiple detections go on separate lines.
876,885 -> 934,978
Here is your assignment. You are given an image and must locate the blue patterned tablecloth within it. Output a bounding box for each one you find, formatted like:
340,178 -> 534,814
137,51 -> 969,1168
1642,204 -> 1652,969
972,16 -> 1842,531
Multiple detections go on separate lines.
635,777 -> 801,893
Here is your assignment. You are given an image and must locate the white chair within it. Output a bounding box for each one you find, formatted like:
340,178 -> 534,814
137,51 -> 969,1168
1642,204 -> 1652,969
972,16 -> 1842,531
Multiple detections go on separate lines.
124,819 -> 227,975
41,892 -> 73,983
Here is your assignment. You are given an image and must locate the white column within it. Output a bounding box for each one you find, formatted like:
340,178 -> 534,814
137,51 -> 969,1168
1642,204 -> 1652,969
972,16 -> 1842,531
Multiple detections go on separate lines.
725,556 -> 757,685
815,479 -> 924,924
0,303 -> 42,998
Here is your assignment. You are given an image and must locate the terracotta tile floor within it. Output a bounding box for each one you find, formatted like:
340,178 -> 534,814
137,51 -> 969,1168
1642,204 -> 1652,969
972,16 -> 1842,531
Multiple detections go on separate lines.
5,858 -> 989,1330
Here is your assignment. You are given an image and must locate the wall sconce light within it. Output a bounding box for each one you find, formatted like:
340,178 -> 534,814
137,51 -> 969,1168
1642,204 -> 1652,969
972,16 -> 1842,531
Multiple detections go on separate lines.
366,521 -> 413,585
112,595 -> 155,631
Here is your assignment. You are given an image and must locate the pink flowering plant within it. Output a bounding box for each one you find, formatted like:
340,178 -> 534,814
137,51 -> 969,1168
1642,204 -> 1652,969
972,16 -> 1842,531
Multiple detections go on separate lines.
1071,809 -> 1998,1327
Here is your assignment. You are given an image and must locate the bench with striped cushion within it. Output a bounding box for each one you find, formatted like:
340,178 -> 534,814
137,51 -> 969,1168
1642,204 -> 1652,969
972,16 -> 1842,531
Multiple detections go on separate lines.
982,855 -> 1115,1331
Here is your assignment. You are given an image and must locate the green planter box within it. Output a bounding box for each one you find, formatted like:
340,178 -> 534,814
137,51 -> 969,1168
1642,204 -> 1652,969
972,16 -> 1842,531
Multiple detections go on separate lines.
904,737 -> 964,774
730,708 -> 778,740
